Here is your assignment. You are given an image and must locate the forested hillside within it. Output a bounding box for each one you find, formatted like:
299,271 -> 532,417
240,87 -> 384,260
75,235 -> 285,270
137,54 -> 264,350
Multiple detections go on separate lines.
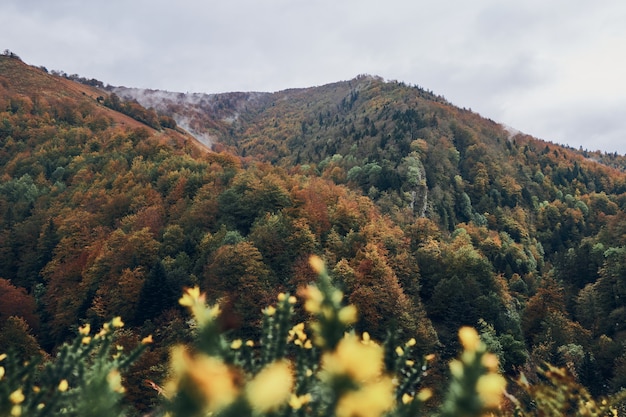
3,54 -> 626,412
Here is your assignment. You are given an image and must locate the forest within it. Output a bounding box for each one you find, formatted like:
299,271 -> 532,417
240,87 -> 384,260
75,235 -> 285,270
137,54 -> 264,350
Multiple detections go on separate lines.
2,54 -> 626,415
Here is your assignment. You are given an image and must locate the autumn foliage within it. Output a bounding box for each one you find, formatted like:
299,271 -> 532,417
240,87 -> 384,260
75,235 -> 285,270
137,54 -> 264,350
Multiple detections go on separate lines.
3,54 -> 626,413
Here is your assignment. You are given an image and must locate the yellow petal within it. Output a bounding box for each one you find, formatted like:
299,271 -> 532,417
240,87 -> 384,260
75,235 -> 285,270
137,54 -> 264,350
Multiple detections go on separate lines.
309,255 -> 325,274
338,305 -> 358,325
458,327 -> 481,352
9,389 -> 24,404
417,388 -> 433,402
247,360 -> 293,412
336,377 -> 394,417
78,324 -> 91,335
58,380 -> 69,392
322,334 -> 383,382
476,373 -> 506,409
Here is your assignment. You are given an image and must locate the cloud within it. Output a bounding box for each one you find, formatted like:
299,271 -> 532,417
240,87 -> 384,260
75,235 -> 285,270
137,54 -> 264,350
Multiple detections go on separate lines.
1,0 -> 626,153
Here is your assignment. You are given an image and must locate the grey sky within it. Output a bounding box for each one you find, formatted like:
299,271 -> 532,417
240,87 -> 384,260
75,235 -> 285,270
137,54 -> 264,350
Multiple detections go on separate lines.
2,0 -> 626,154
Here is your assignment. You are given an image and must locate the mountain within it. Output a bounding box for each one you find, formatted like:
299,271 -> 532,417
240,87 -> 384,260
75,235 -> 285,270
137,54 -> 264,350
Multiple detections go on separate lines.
114,75 -> 626,235
4,54 -> 626,404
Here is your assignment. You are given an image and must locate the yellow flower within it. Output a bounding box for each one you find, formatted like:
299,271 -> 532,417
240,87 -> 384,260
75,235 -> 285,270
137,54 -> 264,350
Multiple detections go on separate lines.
417,388 -> 433,402
289,322 -> 307,341
405,360 -> 415,367
167,347 -> 239,412
179,286 -> 219,324
309,255 -> 325,274
107,370 -> 125,393
321,306 -> 334,320
458,327 -> 481,352
0,353 -> 6,361
322,334 -> 384,382
338,305 -> 358,325
264,306 -> 276,316
188,357 -> 239,410
81,337 -> 92,345
246,360 -> 294,412
9,389 -> 24,404
406,338 -> 417,347
207,304 -> 221,320
395,346 -> 404,356
179,286 -> 202,307
277,292 -> 287,301
304,340 -> 313,349
288,295 -> 297,304
362,332 -> 371,344
402,393 -> 413,404
58,379 -> 69,392
78,323 -> 91,335
141,335 -> 154,345
335,377 -> 394,417
301,285 -> 324,314
449,359 -> 464,378
111,316 -> 124,328
476,373 -> 507,409
481,353 -> 499,372
230,339 -> 243,350
289,393 -> 312,409
10,405 -> 21,416
246,340 -> 255,347
0,366 -> 4,379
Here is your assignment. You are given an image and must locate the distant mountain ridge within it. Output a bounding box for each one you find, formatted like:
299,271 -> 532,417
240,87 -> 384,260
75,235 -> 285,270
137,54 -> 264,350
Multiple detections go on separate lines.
110,76 -> 626,169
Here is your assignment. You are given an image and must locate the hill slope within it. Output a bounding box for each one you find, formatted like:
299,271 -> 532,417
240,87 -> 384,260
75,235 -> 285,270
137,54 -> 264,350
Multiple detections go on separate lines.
4,55 -> 626,401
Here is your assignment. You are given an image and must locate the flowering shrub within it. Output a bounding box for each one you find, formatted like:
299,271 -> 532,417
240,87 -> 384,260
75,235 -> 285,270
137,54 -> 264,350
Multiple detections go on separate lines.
161,256 -> 505,417
2,255 -> 625,416
0,317 -> 150,417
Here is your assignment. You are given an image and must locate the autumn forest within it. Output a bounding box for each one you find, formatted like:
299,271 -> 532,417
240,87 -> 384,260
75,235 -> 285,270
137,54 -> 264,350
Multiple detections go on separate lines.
2,53 -> 626,414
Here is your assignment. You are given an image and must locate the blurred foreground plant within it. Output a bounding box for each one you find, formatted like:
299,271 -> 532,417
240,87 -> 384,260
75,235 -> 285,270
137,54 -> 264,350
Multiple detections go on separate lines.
0,317 -> 150,417
161,255 -> 508,417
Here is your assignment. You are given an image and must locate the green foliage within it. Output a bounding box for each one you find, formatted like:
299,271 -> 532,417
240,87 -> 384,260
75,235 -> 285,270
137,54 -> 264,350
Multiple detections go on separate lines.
0,317 -> 149,417
5,55 -> 626,404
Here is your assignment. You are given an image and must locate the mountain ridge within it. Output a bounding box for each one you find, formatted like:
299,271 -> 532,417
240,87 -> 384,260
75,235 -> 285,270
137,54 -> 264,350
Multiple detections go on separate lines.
5,53 -> 626,402
109,75 -> 626,169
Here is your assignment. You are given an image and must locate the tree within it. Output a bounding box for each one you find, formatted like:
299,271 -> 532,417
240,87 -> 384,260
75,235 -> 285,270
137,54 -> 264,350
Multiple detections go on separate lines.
205,241 -> 274,337
350,243 -> 437,350
135,260 -> 183,323
0,278 -> 39,332
0,316 -> 42,361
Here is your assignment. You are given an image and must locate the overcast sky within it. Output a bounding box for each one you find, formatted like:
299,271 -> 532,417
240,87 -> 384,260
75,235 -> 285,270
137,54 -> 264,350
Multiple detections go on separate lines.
2,0 -> 626,154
